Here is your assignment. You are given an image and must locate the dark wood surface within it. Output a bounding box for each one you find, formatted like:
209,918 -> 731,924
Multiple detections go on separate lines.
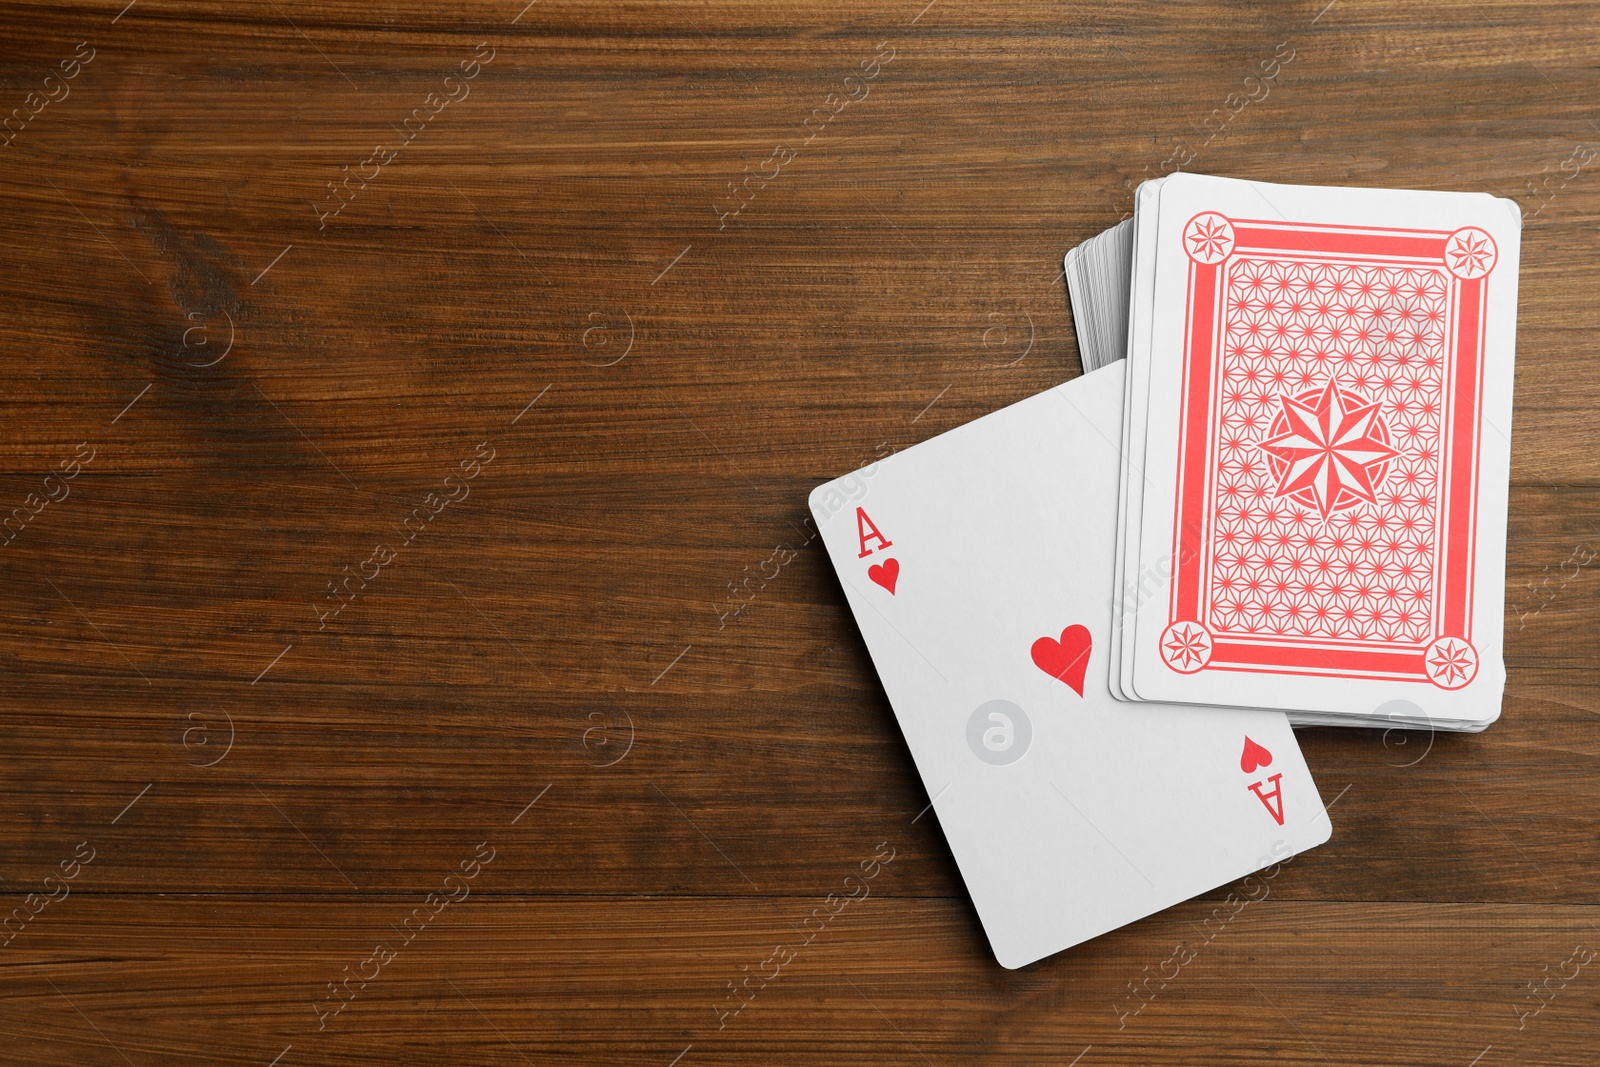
3,1 -> 1598,1063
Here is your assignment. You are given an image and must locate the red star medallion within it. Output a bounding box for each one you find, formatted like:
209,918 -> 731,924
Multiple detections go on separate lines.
1257,382 -> 1398,520
1159,622 -> 1212,673
1424,636 -> 1478,689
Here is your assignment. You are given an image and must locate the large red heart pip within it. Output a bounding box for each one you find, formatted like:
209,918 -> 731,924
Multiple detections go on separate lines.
1031,624 -> 1092,696
867,557 -> 899,594
1240,736 -> 1274,774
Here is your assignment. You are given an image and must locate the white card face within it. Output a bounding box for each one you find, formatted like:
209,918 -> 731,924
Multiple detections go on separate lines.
1127,175 -> 1519,726
809,362 -> 1331,969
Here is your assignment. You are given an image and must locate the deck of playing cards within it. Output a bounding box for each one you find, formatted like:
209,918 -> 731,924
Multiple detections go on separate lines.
809,173 -> 1519,968
1073,175 -> 1521,731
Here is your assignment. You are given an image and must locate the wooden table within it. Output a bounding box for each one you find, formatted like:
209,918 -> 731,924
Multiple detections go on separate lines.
2,1 -> 1596,1063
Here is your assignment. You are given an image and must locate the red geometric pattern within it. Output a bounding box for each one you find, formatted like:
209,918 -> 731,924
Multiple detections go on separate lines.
1160,209 -> 1500,688
1207,258 -> 1450,646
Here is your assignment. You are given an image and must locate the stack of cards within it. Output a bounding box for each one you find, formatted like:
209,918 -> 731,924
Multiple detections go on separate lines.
1068,175 -> 1521,731
810,363 -> 1331,969
1063,218 -> 1133,372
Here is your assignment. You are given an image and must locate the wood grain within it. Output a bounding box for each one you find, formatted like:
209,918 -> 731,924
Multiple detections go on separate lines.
2,1 -> 1598,1064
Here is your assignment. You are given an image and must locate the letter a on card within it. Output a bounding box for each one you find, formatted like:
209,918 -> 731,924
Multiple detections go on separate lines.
1247,774 -> 1285,826
856,507 -> 892,558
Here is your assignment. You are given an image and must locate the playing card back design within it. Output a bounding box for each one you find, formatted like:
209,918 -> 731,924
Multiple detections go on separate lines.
1161,214 -> 1496,688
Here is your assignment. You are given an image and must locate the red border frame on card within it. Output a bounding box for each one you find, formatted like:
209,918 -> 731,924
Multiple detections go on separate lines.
1158,214 -> 1496,690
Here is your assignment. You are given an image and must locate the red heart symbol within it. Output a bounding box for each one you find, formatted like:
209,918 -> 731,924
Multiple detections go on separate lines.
1240,736 -> 1273,775
867,557 -> 899,594
1031,624 -> 1092,696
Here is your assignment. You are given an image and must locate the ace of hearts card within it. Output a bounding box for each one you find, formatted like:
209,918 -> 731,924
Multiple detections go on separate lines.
809,362 -> 1331,968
